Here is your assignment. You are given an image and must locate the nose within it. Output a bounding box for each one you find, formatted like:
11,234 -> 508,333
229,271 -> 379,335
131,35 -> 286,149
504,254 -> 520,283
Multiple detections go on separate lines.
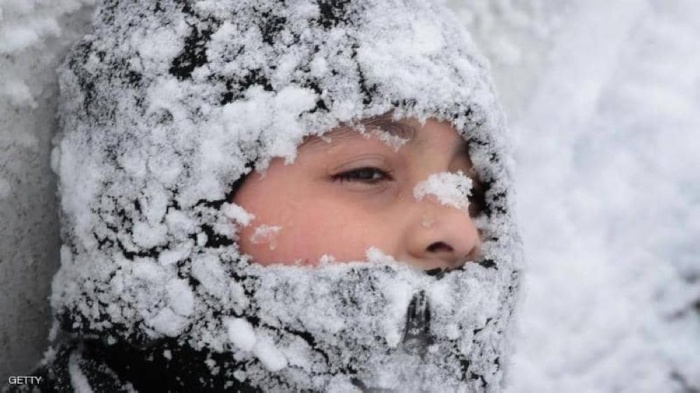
402,197 -> 481,271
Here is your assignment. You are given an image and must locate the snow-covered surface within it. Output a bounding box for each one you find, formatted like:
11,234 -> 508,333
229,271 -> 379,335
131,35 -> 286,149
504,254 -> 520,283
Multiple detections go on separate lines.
0,0 -> 698,392
504,0 -> 700,390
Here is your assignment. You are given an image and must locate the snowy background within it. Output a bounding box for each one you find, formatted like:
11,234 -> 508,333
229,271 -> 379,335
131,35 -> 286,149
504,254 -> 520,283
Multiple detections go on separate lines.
1,0 -> 698,391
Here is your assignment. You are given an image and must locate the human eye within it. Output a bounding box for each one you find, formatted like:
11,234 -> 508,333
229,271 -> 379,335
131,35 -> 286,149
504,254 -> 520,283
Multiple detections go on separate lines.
331,167 -> 393,184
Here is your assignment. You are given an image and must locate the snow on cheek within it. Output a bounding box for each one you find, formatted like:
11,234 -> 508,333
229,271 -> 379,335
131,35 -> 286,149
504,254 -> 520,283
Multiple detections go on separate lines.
223,203 -> 255,227
223,202 -> 256,239
365,247 -> 399,264
413,171 -> 472,212
250,225 -> 282,251
317,254 -> 337,265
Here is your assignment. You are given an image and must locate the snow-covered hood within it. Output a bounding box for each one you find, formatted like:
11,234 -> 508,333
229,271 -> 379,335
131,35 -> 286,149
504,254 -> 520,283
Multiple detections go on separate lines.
52,0 -> 522,391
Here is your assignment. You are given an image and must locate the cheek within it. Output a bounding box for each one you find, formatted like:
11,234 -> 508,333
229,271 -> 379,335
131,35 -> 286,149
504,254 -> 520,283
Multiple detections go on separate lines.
280,204 -> 392,263
234,197 -> 296,265
239,198 -> 392,265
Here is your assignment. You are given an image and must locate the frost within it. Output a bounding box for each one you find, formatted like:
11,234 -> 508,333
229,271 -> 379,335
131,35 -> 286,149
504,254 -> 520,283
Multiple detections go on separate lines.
413,171 -> 472,211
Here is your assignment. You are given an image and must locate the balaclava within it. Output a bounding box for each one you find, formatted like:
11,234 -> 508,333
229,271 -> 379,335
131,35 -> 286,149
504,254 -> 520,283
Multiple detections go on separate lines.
51,0 -> 523,391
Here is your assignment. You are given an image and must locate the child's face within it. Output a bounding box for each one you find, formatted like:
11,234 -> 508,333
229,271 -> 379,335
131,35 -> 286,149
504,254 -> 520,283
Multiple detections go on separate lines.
232,117 -> 482,270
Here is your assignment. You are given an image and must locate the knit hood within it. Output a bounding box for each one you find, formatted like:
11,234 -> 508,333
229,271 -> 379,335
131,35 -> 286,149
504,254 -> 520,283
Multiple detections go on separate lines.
52,0 -> 522,391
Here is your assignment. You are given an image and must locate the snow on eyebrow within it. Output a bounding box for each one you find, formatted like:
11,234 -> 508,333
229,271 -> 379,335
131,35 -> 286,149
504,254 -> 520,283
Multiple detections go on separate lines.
413,171 -> 473,211
362,116 -> 416,150
301,116 -> 415,152
370,129 -> 410,151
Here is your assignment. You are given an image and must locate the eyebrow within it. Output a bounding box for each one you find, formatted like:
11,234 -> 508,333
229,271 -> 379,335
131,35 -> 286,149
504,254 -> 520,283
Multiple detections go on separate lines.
300,115 -> 417,151
362,116 -> 417,141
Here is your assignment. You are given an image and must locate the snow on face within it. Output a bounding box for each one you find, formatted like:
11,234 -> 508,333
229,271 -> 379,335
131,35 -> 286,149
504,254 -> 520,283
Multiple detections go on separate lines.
52,0 -> 522,390
413,171 -> 473,212
233,117 -> 482,271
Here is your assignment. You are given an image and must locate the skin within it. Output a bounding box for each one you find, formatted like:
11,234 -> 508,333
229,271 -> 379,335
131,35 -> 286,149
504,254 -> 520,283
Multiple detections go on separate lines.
232,117 -> 483,271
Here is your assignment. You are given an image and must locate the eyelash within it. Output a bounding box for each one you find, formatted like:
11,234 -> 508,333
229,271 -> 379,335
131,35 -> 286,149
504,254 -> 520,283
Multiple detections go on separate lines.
331,167 -> 487,216
331,167 -> 393,184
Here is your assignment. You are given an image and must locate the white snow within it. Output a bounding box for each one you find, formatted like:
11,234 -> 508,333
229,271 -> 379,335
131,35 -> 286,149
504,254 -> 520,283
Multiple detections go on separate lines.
222,203 -> 255,227
3,0 -> 696,392
371,129 -> 410,151
224,317 -> 257,352
132,222 -> 169,249
190,256 -> 227,297
147,308 -> 187,337
249,225 -> 282,251
166,279 -> 195,317
132,260 -> 166,284
446,0 -> 700,391
68,352 -> 95,393
157,243 -> 193,266
253,336 -> 288,372
413,171 -> 472,212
